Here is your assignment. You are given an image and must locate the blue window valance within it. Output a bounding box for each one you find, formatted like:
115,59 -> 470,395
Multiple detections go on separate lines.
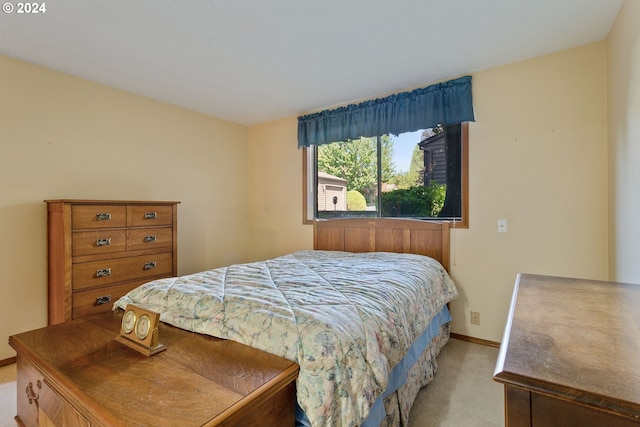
297,75 -> 474,147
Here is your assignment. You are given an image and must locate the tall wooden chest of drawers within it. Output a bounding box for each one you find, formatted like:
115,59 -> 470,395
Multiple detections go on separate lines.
46,200 -> 179,324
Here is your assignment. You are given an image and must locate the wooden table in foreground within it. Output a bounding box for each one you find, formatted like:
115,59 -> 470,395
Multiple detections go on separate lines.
494,274 -> 640,426
9,311 -> 299,427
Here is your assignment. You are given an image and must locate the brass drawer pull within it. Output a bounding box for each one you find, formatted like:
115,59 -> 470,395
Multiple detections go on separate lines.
144,212 -> 157,219
26,380 -> 42,405
96,295 -> 111,305
96,268 -> 111,277
144,235 -> 157,242
96,212 -> 111,221
144,261 -> 157,270
96,238 -> 111,246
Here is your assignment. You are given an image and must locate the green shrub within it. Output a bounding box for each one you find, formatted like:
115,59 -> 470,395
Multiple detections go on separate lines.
381,183 -> 446,217
347,190 -> 367,211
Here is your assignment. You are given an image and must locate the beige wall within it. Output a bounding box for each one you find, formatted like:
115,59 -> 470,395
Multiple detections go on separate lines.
247,118 -> 313,261
0,55 -> 250,359
607,0 -> 640,283
247,42 -> 610,343
451,42 -> 609,341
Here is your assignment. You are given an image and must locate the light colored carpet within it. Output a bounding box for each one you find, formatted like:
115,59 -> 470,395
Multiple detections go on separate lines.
0,363 -> 16,427
408,338 -> 504,426
0,338 -> 503,426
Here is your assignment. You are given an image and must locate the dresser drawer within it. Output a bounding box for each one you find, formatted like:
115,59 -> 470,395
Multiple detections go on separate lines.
72,230 -> 127,257
72,279 -> 165,319
72,252 -> 173,290
128,205 -> 174,227
72,205 -> 127,229
127,227 -> 173,251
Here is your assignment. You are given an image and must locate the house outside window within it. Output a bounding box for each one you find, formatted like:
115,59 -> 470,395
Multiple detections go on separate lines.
317,172 -> 347,211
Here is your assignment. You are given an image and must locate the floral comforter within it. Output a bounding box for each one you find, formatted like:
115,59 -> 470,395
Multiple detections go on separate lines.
114,250 -> 458,427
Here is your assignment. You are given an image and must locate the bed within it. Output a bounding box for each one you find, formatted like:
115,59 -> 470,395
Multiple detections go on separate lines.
114,218 -> 457,427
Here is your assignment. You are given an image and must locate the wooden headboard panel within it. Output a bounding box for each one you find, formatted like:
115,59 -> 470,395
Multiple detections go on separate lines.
314,218 -> 450,271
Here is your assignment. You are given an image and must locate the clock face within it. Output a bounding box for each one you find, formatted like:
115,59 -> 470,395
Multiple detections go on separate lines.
123,309 -> 136,334
136,314 -> 151,340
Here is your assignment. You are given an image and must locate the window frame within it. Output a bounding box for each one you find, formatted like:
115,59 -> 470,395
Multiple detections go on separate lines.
303,122 -> 469,228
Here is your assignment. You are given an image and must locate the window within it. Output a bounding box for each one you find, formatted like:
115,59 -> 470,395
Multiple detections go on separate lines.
304,123 -> 468,227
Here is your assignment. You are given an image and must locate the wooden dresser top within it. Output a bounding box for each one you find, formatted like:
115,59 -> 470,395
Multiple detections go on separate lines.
45,199 -> 181,204
494,274 -> 640,420
10,311 -> 299,426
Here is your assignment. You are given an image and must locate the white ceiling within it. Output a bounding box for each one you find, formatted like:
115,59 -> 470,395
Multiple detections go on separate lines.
0,0 -> 623,126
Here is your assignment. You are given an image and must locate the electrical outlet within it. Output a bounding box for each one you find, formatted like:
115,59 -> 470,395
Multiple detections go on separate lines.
471,311 -> 480,325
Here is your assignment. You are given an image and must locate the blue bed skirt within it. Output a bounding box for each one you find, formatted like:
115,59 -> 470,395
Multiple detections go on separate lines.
295,305 -> 452,427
